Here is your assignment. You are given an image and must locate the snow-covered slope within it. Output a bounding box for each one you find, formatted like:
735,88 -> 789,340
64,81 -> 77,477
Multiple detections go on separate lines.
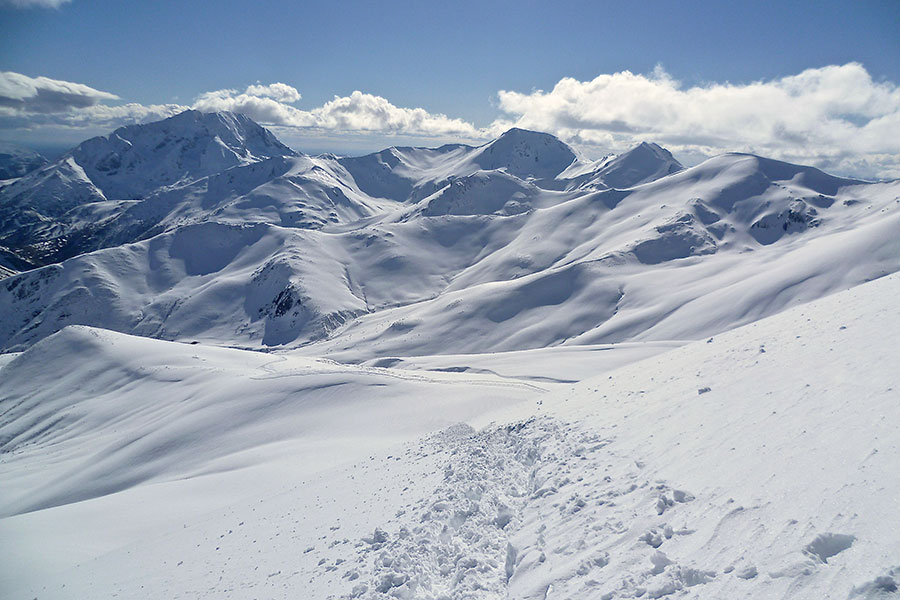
419,170 -> 539,216
3,111 -> 900,599
1,125 -> 898,357
556,141 -> 684,191
0,117 -> 686,268
337,128 -> 577,204
470,127 -> 577,180
336,129 -> 679,206
0,143 -> 48,180
0,110 -> 297,264
0,221 -> 375,350
2,268 -> 897,600
64,109 -> 294,200
297,156 -> 900,359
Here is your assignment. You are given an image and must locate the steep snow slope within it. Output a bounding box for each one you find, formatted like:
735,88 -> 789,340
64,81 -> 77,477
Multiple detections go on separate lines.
0,242 -> 33,274
469,127 -> 577,180
2,266 -> 897,600
555,141 -> 684,191
0,221 -> 374,350
419,170 -> 540,216
337,127 -> 578,204
337,144 -> 473,202
337,128 -> 677,205
0,115 -> 685,270
39,153 -> 393,262
20,110 -> 294,201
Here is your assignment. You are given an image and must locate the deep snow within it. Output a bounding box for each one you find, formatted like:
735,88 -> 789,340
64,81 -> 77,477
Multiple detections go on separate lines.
1,112 -> 899,599
2,270 -> 898,599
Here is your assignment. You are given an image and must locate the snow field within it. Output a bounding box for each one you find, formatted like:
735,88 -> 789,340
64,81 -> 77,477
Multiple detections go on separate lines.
2,272 -> 899,598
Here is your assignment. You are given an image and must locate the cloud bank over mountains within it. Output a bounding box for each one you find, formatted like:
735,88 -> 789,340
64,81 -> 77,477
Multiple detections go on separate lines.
1,64 -> 898,178
497,63 -> 900,178
0,71 -> 118,113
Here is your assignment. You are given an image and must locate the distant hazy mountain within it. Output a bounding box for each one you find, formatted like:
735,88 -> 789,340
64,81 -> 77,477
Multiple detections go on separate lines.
0,143 -> 48,180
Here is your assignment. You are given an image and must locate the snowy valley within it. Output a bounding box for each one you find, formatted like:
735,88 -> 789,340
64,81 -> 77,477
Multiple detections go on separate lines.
1,111 -> 899,599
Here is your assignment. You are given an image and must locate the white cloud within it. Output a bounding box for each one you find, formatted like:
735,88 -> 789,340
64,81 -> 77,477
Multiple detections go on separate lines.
193,87 -> 482,138
0,0 -> 70,8
0,72 -> 186,133
245,82 -> 301,103
0,71 -> 118,113
192,88 -> 309,127
3,67 -> 899,178
494,63 -> 900,178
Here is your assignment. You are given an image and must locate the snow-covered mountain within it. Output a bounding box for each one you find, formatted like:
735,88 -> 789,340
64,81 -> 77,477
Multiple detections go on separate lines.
0,143 -> 48,181
0,115 -> 689,268
556,141 -> 684,191
0,113 -> 897,355
0,110 -> 297,264
337,128 -> 579,204
2,110 -> 900,600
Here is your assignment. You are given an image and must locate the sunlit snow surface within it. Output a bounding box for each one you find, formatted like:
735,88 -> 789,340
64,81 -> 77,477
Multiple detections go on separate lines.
2,116 -> 899,358
2,273 -> 899,599
1,113 -> 900,599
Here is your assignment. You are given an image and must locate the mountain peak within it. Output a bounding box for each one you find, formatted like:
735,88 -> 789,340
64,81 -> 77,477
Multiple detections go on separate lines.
473,127 -> 576,180
591,141 -> 683,189
629,141 -> 676,160
498,126 -> 553,138
66,110 -> 296,199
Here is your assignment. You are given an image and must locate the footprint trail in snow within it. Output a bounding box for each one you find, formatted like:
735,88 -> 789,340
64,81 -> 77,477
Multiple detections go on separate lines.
338,418 -> 744,600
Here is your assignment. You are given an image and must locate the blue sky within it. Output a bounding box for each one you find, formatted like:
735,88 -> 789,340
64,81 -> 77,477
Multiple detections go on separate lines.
1,0 -> 899,176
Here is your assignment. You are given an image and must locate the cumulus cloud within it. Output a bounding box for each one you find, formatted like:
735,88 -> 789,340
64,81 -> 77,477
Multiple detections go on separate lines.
494,63 -> 900,178
0,0 -> 70,7
245,83 -> 301,103
3,67 -> 899,177
193,87 -> 482,138
193,87 -> 308,127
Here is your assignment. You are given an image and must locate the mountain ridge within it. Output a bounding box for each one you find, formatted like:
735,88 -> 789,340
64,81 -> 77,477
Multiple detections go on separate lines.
1,111 -> 898,357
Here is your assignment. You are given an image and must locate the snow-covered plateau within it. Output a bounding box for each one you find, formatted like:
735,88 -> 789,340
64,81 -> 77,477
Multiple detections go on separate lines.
1,111 -> 898,599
